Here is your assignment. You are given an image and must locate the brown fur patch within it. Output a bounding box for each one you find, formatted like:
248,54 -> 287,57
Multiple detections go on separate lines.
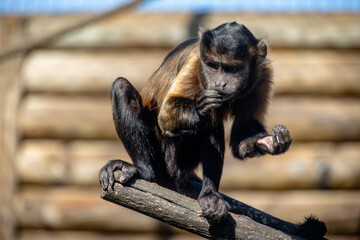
141,41 -> 200,113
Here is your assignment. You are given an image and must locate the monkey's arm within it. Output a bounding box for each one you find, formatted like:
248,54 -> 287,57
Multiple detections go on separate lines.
158,54 -> 223,136
230,117 -> 292,159
158,96 -> 201,136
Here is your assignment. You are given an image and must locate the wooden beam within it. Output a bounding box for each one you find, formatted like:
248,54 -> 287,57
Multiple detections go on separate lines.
101,171 -> 311,240
16,230 -> 360,240
18,95 -> 360,141
24,13 -> 360,49
0,0 -> 146,59
16,140 -> 360,189
0,53 -> 24,239
21,49 -> 360,96
17,231 -> 199,240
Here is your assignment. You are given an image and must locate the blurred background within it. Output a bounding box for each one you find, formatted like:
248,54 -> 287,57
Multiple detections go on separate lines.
0,0 -> 359,240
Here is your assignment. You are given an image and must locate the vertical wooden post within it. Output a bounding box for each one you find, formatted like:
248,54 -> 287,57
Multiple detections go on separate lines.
0,17 -> 25,240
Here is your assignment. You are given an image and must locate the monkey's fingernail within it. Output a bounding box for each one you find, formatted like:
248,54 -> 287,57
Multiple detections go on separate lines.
120,176 -> 126,183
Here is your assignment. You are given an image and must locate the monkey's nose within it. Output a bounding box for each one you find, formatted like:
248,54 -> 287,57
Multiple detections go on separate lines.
215,81 -> 227,89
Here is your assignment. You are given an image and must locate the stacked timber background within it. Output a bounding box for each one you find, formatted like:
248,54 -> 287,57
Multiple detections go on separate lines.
0,12 -> 359,240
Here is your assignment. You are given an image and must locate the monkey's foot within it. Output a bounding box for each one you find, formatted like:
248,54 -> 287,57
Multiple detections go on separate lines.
198,192 -> 230,222
257,124 -> 292,155
99,159 -> 137,190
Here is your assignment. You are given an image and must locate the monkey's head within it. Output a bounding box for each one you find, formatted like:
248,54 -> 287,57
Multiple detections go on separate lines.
199,22 -> 268,99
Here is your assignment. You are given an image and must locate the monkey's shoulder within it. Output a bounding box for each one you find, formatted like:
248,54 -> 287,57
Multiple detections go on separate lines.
163,38 -> 199,64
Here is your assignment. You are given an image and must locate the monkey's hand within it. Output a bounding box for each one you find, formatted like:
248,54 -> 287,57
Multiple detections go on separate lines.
198,191 -> 230,222
99,159 -> 138,190
256,124 -> 292,155
195,90 -> 226,117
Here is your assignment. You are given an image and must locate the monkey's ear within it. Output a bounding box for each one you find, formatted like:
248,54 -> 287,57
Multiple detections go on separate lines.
198,27 -> 206,38
257,39 -> 267,58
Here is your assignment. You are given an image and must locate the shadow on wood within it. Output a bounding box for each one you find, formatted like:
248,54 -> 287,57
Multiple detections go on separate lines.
101,171 -> 327,240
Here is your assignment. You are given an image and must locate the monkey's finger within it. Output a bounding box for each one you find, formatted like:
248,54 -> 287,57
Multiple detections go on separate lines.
272,129 -> 280,154
201,103 -> 223,113
206,89 -> 227,97
197,97 -> 224,108
282,125 -> 292,140
280,125 -> 292,152
196,98 -> 223,113
197,102 -> 224,116
197,90 -> 226,103
275,125 -> 286,153
197,95 -> 224,107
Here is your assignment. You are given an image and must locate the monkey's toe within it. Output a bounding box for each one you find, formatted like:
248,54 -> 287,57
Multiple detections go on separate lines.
99,169 -> 110,190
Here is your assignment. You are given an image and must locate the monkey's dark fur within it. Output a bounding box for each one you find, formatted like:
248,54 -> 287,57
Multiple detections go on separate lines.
99,22 -> 326,238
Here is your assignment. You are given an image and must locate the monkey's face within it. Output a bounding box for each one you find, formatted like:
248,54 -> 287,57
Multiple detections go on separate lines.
199,22 -> 266,100
200,55 -> 252,98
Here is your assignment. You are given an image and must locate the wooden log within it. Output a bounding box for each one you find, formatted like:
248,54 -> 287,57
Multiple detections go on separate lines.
16,140 -> 127,185
22,49 -> 360,95
19,94 -> 360,141
272,50 -> 360,96
16,186 -> 359,234
204,14 -> 360,49
16,186 -> 159,232
18,95 -> 117,139
265,97 -> 360,142
16,230 -> 360,240
16,140 -> 360,189
221,142 -> 360,190
25,13 -> 360,48
0,0 -> 146,59
17,231 -> 202,240
21,49 -> 166,93
102,172 -> 309,240
0,17 -> 26,50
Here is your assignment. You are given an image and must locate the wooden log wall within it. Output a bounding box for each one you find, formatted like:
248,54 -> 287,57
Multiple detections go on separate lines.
2,12 -> 358,240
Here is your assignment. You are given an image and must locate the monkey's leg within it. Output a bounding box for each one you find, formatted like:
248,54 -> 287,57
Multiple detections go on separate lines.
99,77 -> 161,190
197,126 -> 230,222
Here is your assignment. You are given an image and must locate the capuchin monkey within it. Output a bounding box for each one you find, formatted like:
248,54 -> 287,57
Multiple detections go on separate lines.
100,22 -> 296,223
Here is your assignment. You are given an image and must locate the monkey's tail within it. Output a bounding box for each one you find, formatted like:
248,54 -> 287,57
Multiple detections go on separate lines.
297,215 -> 327,240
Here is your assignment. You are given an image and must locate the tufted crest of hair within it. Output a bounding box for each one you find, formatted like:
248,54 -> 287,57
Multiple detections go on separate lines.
199,22 -> 259,59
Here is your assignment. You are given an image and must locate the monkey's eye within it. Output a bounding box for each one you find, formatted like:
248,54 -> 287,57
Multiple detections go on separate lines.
207,62 -> 219,71
224,65 -> 240,74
